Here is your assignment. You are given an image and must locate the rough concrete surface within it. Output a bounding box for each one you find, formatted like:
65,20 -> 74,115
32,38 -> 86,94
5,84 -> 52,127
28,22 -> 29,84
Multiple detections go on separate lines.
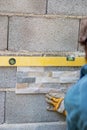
48,0 -> 87,16
0,0 -> 46,14
0,122 -> 66,130
6,92 -> 65,123
0,92 -> 5,124
8,17 -> 79,52
0,67 -> 16,88
0,16 -> 8,50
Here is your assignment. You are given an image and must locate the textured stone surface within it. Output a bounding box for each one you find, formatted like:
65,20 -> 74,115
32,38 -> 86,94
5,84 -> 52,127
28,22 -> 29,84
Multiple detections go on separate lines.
0,16 -> 8,50
9,17 -> 79,52
35,70 -> 79,83
48,0 -> 87,16
6,92 -> 65,123
44,67 -> 80,71
0,67 -> 16,88
0,0 -> 46,14
17,67 -> 44,72
17,77 -> 35,83
16,67 -> 80,94
16,83 -> 72,94
0,122 -> 66,130
0,92 -> 5,124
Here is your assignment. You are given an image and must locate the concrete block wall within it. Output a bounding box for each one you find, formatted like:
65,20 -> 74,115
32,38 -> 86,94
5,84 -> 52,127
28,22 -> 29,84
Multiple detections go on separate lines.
0,0 -> 85,52
0,0 -> 86,129
8,17 -> 79,52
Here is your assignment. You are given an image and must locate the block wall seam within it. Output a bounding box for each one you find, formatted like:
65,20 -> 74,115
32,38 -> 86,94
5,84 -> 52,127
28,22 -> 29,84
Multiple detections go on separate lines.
0,89 -> 15,92
46,0 -> 48,14
0,13 -> 86,19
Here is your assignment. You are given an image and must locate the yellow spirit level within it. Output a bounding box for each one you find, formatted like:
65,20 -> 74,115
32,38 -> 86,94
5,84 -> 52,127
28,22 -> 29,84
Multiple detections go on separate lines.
0,56 -> 86,67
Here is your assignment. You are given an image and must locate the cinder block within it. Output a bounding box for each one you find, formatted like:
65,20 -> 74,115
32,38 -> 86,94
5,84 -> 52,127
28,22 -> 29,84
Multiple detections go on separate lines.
6,92 -> 65,123
0,16 -> 8,50
48,0 -> 87,16
0,0 -> 46,14
8,17 -> 79,52
0,92 -> 5,124
0,122 -> 66,130
0,67 -> 16,88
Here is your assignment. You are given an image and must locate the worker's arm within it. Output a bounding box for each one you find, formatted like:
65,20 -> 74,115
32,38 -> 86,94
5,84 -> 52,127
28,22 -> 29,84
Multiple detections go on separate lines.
45,92 -> 66,116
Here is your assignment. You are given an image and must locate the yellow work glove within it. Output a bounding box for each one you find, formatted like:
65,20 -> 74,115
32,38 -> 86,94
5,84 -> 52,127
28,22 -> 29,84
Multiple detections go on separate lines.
45,92 -> 66,116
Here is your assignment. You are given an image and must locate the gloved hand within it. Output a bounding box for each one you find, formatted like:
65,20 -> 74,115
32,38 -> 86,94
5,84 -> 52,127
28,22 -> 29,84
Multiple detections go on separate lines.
45,92 -> 66,116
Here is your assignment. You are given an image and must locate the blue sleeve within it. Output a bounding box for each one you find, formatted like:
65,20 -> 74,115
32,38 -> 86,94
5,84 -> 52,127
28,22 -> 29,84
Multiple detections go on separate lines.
64,64 -> 87,130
